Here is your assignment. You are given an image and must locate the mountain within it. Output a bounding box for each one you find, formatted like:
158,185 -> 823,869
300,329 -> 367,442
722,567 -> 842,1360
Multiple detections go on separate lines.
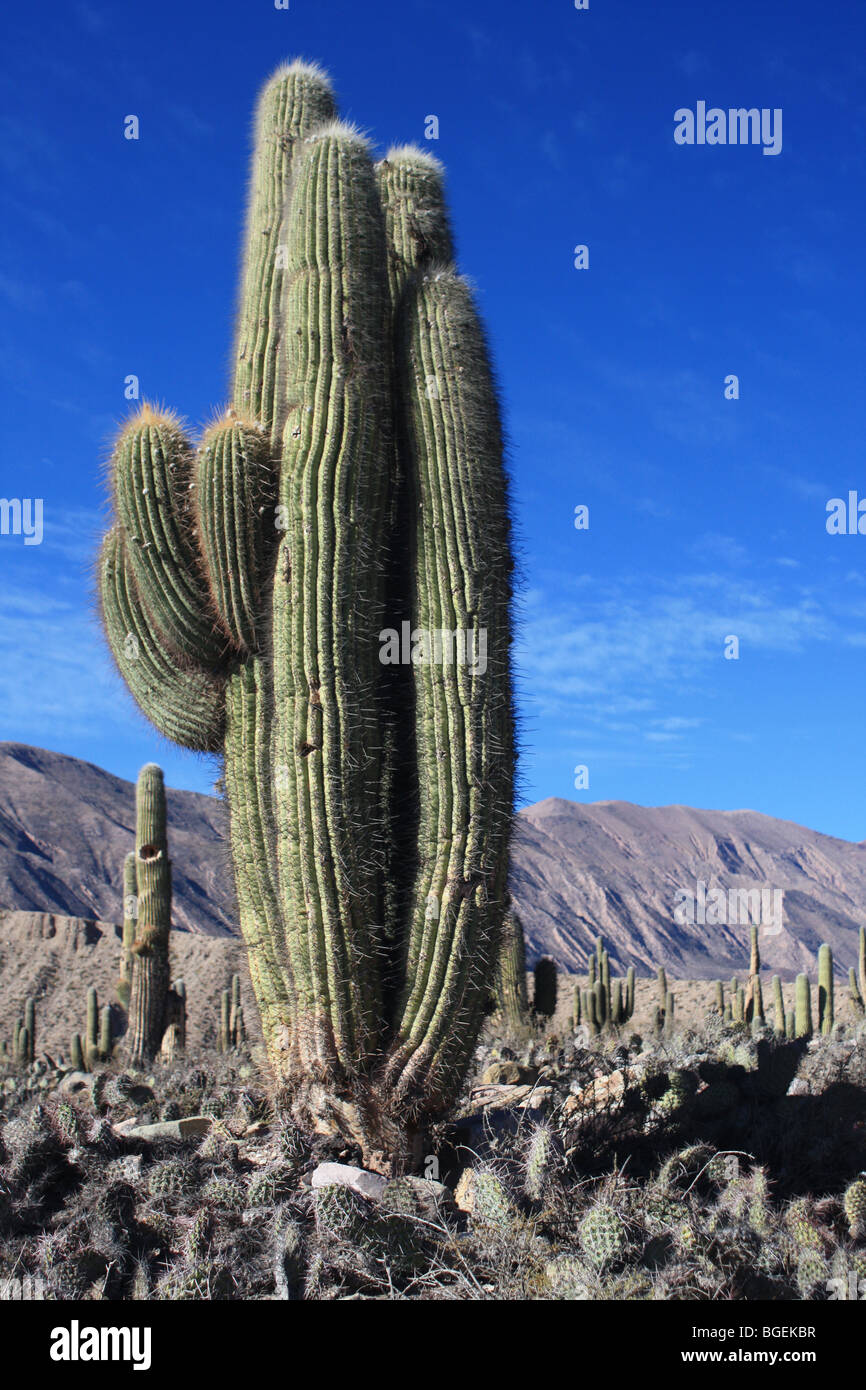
0,744 -> 864,979
512,798 -> 865,979
0,743 -> 233,936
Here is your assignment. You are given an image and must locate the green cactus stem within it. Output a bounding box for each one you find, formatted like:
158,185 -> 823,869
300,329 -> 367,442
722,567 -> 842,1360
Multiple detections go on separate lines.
713,980 -> 724,1015
71,1034 -> 85,1072
817,943 -> 834,1035
99,1006 -> 112,1062
85,987 -> 99,1070
533,958 -> 558,1019
657,967 -> 667,1011
795,973 -> 812,1039
127,764 -> 173,1066
22,998 -> 36,1063
771,975 -> 785,1035
848,967 -> 865,1018
625,966 -> 636,1020
118,850 -> 138,1010
492,908 -> 529,1028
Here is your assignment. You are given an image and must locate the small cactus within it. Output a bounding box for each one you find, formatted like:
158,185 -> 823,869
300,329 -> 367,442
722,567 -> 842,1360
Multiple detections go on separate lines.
843,1178 -> 866,1239
524,1124 -> 553,1202
713,980 -> 724,1015
580,1203 -> 625,1267
849,967 -> 865,1018
70,1034 -> 85,1071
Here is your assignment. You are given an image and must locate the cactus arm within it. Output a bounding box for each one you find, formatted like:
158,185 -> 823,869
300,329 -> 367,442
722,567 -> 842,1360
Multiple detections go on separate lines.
112,410 -> 228,668
99,528 -> 225,752
195,417 -> 277,654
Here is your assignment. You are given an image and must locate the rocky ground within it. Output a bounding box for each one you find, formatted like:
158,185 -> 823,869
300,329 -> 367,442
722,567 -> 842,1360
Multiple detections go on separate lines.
1,1009 -> 865,1301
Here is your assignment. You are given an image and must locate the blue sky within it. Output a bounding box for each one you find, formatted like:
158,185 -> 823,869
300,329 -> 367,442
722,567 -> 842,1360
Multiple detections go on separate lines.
1,0 -> 864,840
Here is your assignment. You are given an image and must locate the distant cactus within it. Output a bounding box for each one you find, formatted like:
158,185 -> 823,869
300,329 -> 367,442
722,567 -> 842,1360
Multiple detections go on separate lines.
859,926 -> 866,1008
625,965 -> 635,1019
817,943 -> 834,1035
771,975 -> 785,1035
785,1010 -> 794,1040
750,975 -> 765,1030
795,974 -> 812,1039
492,908 -> 529,1028
657,966 -> 667,1011
24,997 -> 36,1061
713,980 -> 724,1015
85,987 -> 99,1069
99,1006 -> 112,1062
118,850 -> 138,1010
572,984 -> 581,1030
70,1034 -> 85,1071
127,764 -> 173,1066
848,967 -> 865,1018
664,991 -> 675,1036
533,958 -> 558,1019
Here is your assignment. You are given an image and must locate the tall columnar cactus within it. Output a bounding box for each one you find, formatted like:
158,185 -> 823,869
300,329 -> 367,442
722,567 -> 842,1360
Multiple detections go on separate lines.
817,943 -> 834,1035
848,967 -> 865,1018
492,907 -> 529,1028
160,980 -> 187,1062
118,850 -> 138,1010
97,62 -> 515,1165
85,987 -> 99,1070
795,973 -> 812,1039
533,958 -> 558,1019
771,975 -> 785,1035
126,764 -> 173,1066
859,926 -> 866,1007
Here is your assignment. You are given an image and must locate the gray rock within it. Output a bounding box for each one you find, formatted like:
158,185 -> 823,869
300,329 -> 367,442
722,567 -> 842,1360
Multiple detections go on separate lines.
310,1162 -> 387,1200
124,1116 -> 213,1142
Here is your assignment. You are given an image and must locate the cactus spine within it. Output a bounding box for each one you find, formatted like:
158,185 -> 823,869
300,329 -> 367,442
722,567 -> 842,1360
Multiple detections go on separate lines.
817,943 -> 834,1035
127,764 -> 173,1066
96,64 -> 514,1165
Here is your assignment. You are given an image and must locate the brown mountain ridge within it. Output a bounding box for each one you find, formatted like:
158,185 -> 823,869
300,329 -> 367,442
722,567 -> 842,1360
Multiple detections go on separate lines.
1,743 -> 863,981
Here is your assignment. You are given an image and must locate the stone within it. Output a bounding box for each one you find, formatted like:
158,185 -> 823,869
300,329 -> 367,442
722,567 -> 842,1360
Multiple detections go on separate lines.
310,1162 -> 387,1201
124,1116 -> 212,1142
480,1061 -> 539,1086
